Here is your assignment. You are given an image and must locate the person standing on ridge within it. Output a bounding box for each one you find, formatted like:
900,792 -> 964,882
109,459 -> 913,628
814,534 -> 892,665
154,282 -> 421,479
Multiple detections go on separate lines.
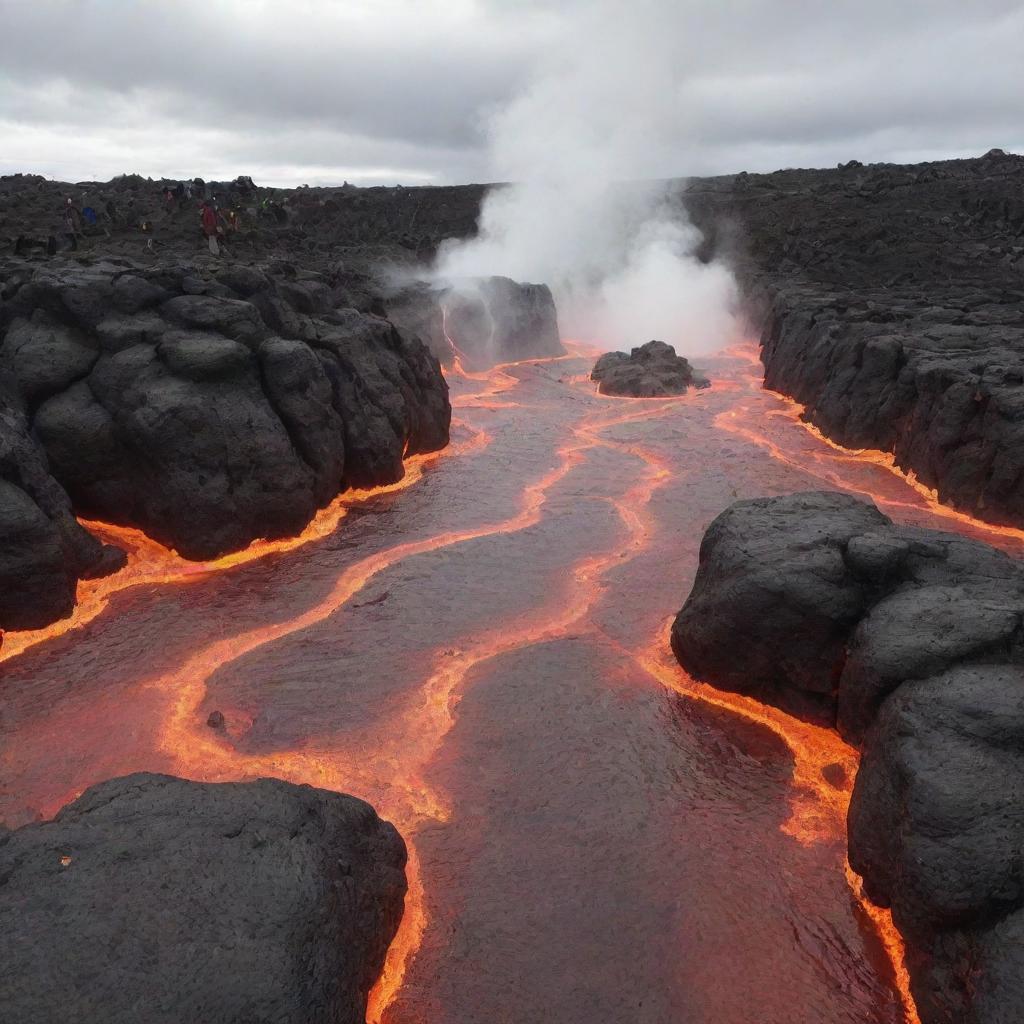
62,198 -> 82,250
200,200 -> 221,256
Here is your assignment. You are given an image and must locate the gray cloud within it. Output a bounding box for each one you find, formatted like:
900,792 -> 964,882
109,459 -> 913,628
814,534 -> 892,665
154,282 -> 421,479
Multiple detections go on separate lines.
0,0 -> 1021,186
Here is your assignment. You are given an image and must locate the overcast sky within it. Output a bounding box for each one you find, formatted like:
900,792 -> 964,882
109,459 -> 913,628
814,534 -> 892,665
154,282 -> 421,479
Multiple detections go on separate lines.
1,0 -> 1022,187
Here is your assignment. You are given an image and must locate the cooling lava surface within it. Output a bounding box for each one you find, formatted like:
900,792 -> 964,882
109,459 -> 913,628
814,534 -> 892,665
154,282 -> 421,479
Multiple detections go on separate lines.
6,344 -> 1021,1023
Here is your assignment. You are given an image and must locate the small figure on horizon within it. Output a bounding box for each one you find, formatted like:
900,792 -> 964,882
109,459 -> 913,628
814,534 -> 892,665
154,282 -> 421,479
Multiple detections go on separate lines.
62,198 -> 82,250
201,200 -> 221,256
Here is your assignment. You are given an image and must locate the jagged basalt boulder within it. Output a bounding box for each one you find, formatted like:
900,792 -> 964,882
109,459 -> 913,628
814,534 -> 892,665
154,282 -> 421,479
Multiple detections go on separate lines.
0,259 -> 451,583
591,340 -> 709,397
0,772 -> 407,1024
671,490 -> 1024,1023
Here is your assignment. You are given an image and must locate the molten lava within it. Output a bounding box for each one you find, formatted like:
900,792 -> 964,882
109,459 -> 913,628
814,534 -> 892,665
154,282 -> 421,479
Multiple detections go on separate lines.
717,344 -> 1024,557
1,425 -> 492,666
3,340 -> 986,1024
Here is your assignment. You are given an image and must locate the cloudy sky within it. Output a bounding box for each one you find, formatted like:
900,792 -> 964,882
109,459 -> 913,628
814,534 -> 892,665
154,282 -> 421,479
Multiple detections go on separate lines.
1,0 -> 1022,187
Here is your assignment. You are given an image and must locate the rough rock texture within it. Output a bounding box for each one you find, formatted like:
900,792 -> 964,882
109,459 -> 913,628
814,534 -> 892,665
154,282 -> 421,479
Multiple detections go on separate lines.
386,275 -> 563,369
590,340 -> 709,397
443,276 -> 563,368
0,258 -> 450,581
671,490 -> 1024,1023
0,377 -> 125,629
672,491 -> 1024,739
850,667 -> 1024,1024
683,150 -> 1024,529
383,279 -> 450,363
1,172 -> 485,267
0,772 -> 407,1024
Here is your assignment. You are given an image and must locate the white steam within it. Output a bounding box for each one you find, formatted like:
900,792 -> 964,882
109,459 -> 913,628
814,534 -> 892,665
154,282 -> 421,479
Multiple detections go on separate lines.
435,0 -> 740,355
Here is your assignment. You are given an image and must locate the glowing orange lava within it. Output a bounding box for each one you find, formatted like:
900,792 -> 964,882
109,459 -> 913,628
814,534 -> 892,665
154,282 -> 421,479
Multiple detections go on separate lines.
720,342 -> 1024,550
574,383 -> 921,1022
0,422 -> 493,667
143,389 -> 681,1022
771,397 -> 1024,543
3,343 -> 950,1024
633,633 -> 919,1024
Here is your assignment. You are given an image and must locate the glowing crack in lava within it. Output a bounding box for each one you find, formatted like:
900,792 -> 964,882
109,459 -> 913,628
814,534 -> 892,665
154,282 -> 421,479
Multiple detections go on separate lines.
715,342 -> 1024,554
634,634 -> 919,1024
0,423 -> 492,666
9,340 -> 1011,1022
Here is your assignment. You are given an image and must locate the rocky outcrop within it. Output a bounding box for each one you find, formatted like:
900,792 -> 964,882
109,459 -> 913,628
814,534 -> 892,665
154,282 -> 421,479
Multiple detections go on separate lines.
0,376 -> 125,629
384,279 -> 450,364
850,666 -> 1024,1024
590,340 -> 708,397
386,275 -> 564,369
670,490 -> 1024,1023
683,150 -> 1024,530
0,259 -> 450,594
0,772 -> 407,1024
671,490 -> 1024,739
442,276 -> 563,369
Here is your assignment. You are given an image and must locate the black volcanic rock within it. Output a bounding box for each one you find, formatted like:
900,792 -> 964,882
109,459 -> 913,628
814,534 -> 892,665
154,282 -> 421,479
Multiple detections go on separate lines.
0,172 -> 486,267
682,150 -> 1024,530
671,491 -> 886,722
0,383 -> 125,629
591,340 -> 708,397
671,490 -> 1024,1023
850,666 -> 1024,1024
444,276 -> 563,368
0,259 -> 450,580
387,275 -> 564,370
384,279 -> 450,363
0,772 -> 407,1024
672,491 -> 1024,740
0,172 -> 460,630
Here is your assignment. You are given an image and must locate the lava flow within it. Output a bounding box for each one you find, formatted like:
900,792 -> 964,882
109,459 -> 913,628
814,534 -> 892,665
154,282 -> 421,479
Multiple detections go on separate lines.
4,342 -> 984,1023
633,633 -> 919,1024
0,420 -> 490,667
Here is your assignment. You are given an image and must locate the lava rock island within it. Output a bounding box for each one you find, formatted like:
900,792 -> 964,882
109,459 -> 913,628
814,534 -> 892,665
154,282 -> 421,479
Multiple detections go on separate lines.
590,340 -> 709,397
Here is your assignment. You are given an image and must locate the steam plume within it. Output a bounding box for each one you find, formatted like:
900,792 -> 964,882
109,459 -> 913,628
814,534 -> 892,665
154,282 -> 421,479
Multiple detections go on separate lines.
435,0 -> 739,355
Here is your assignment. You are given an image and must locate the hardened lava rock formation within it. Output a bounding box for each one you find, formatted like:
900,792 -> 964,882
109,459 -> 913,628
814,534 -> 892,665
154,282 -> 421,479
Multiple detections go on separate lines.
850,665 -> 1024,1024
671,490 -> 1024,1023
385,275 -> 563,370
684,149 -> 1024,530
0,773 -> 407,1024
0,392 -> 125,629
0,257 -> 451,628
590,340 -> 709,397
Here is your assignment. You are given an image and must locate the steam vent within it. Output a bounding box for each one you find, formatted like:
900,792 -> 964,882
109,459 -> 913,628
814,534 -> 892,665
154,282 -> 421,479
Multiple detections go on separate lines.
3,145 -> 1024,1024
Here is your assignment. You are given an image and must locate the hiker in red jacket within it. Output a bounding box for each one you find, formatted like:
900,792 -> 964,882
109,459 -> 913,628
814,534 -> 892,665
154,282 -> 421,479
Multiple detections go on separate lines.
200,201 -> 220,256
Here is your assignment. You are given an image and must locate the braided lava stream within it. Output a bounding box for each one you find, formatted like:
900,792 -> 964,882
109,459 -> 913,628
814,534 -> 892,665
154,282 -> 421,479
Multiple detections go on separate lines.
8,343 -> 1023,1021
